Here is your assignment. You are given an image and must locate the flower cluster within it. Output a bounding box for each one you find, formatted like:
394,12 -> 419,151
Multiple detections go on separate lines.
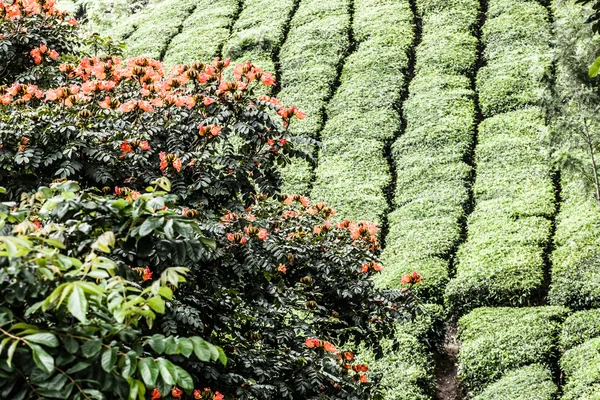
159,152 -> 183,172
401,271 -> 423,285
1,0 -> 69,21
305,339 -> 370,384
360,261 -> 383,274
30,43 -> 59,65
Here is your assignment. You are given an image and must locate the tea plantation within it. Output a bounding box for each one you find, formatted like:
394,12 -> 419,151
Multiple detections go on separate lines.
26,0 -> 600,397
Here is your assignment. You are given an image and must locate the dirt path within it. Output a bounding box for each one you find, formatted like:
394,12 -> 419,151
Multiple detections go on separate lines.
435,324 -> 461,400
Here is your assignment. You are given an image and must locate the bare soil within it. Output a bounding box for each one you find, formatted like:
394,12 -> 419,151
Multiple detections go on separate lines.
435,325 -> 461,400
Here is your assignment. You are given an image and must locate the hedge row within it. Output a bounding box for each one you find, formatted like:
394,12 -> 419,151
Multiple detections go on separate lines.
375,0 -> 478,302
222,0 -> 297,78
560,308 -> 600,351
457,306 -> 568,395
548,0 -> 600,309
118,0 -> 198,60
162,0 -> 240,67
471,364 -> 557,400
560,336 -> 600,399
446,0 -> 554,314
276,0 -> 352,194
309,0 -> 414,224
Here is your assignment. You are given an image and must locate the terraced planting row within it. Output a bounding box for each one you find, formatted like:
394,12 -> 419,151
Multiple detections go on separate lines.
309,0 -> 415,224
378,0 -> 480,302
446,0 -> 555,314
276,0 -> 352,194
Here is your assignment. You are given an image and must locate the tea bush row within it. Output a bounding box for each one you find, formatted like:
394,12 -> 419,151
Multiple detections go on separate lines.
376,0 -> 478,303
309,0 -> 414,224
457,307 -> 567,396
471,364 -> 557,400
560,336 -> 600,399
548,0 -> 600,310
446,0 -> 554,314
162,0 -> 239,67
277,0 -> 351,193
223,0 -> 297,78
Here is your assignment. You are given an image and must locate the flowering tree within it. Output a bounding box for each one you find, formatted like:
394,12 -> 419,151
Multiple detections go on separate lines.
0,0 -> 79,85
0,2 -> 423,399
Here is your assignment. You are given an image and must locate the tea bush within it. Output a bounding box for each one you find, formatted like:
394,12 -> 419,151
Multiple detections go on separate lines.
471,364 -> 557,400
560,308 -> 600,350
457,307 -> 568,395
560,336 -> 600,399
378,0 -> 477,303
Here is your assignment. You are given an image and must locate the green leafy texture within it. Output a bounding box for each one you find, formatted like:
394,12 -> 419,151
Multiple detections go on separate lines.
157,358 -> 177,385
589,55 -> 600,77
23,333 -> 59,348
147,297 -> 165,314
162,0 -> 239,68
29,344 -> 55,374
560,309 -> 600,351
81,339 -> 102,358
310,0 -> 415,224
561,336 -> 600,399
472,364 -> 557,400
138,358 -> 159,387
457,307 -> 568,394
67,285 -> 88,322
277,0 -> 352,194
376,0 -> 477,304
100,347 -> 118,372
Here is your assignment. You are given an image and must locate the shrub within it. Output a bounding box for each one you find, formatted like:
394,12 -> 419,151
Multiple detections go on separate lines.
471,364 -> 558,400
222,0 -> 297,76
381,0 -> 477,304
477,0 -> 551,117
457,306 -> 568,395
549,178 -> 600,308
277,0 -> 351,193
310,0 -> 413,223
560,337 -> 600,400
0,181 -> 226,399
0,56 -> 297,214
120,0 -> 197,60
1,0 -> 79,85
162,0 -> 239,68
445,214 -> 551,314
560,309 -> 600,351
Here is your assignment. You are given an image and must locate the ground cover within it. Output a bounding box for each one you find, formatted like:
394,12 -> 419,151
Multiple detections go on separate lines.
446,0 -> 555,315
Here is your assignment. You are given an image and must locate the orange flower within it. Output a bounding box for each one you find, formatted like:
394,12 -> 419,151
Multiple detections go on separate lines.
343,351 -> 354,361
121,101 -> 137,113
142,267 -> 153,281
139,140 -> 151,151
49,49 -> 59,60
278,264 -> 287,274
226,233 -> 235,242
121,141 -> 133,153
151,388 -> 161,400
214,392 -> 224,400
305,338 -> 320,348
171,387 -> 183,399
172,157 -> 182,172
68,17 -> 78,26
261,72 -> 275,86
159,152 -> 168,171
323,342 -> 337,354
401,271 -> 422,285
359,374 -> 367,383
257,228 -> 268,240
193,390 -> 202,399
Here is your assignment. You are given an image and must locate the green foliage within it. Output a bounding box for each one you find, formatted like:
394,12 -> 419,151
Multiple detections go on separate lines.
560,309 -> 600,351
310,0 -> 414,224
379,0 -> 477,304
357,330 -> 435,400
447,0 -> 555,314
162,0 -> 239,68
0,181 -> 223,399
457,306 -> 568,395
223,0 -> 297,77
122,0 -> 197,60
471,364 -> 558,400
277,0 -> 351,193
549,178 -> 600,308
560,336 -> 600,399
